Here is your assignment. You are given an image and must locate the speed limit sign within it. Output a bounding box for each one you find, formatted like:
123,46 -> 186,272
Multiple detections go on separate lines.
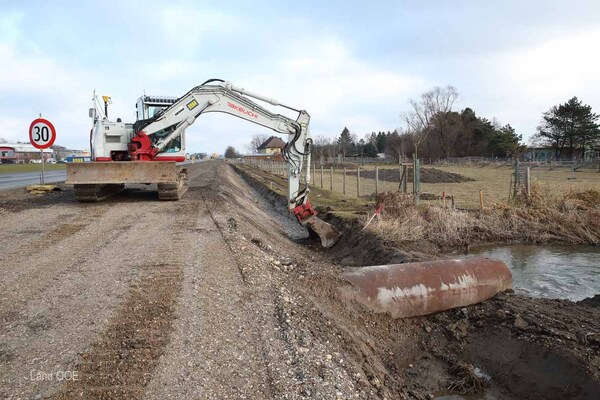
29,118 -> 56,149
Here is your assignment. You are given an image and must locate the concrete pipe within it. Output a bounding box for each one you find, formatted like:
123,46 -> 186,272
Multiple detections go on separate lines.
340,257 -> 512,318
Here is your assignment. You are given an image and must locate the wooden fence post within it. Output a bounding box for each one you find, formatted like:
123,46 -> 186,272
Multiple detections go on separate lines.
343,167 -> 346,195
313,164 -> 316,185
375,166 -> 379,196
398,165 -> 405,193
330,167 -> 333,190
479,190 -> 484,209
320,166 -> 324,188
357,166 -> 361,197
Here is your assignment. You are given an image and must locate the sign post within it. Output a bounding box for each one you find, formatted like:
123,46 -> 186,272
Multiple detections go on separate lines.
29,117 -> 56,185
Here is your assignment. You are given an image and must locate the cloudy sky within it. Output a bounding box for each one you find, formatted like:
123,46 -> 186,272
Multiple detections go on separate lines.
1,0 -> 599,154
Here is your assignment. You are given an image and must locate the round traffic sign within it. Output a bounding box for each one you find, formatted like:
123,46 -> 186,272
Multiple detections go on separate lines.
29,118 -> 57,149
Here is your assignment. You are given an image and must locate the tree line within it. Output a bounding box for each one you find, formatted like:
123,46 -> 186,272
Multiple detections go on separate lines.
313,87 -> 599,162
313,86 -> 527,163
231,87 -> 599,162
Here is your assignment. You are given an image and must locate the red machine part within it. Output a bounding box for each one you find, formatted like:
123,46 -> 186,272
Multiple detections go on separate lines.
128,131 -> 159,161
292,200 -> 317,223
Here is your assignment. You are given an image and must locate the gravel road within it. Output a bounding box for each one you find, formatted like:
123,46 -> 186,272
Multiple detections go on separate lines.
0,161 -> 371,399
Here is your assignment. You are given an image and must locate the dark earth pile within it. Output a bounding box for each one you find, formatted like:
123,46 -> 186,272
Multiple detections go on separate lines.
351,167 -> 474,184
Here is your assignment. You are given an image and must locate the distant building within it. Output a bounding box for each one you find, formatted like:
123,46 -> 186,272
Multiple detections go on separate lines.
52,145 -> 89,161
256,136 -> 285,155
524,147 -> 555,162
0,143 -> 54,163
525,146 -> 599,162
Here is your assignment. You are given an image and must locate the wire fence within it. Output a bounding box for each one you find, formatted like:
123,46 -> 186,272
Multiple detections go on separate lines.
242,158 -> 600,210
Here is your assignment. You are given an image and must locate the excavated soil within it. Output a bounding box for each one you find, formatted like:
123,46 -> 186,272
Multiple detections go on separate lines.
350,167 -> 474,184
0,161 -> 598,400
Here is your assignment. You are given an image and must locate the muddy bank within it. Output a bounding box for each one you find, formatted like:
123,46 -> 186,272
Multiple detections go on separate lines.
234,162 -> 600,399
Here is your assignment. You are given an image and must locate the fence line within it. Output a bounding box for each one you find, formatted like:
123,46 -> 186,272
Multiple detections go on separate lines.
242,158 -> 419,200
240,157 -> 600,210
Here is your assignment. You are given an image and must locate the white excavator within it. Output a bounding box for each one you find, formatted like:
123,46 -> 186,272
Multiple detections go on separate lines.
65,79 -> 341,247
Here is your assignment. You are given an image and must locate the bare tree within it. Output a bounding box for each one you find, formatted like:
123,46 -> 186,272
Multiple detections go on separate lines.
402,85 -> 459,159
326,141 -> 339,163
312,135 -> 330,164
0,137 -> 8,144
246,134 -> 270,154
385,130 -> 412,163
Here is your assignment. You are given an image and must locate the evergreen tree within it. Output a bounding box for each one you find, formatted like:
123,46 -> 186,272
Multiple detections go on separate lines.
337,127 -> 354,157
488,124 -> 526,158
224,146 -> 238,158
537,97 -> 600,159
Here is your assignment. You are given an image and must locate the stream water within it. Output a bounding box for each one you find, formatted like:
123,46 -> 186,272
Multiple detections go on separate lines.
472,245 -> 600,301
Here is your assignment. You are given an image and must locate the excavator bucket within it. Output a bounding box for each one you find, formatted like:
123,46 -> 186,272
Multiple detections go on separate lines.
302,216 -> 342,248
340,257 -> 512,318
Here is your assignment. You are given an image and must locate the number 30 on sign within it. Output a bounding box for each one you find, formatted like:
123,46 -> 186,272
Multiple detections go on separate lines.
29,118 -> 57,149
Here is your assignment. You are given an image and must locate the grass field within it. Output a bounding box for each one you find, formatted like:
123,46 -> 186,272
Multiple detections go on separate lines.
246,161 -> 600,209
0,163 -> 66,174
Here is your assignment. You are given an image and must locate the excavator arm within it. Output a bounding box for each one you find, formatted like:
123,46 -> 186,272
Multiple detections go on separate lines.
129,79 -> 341,247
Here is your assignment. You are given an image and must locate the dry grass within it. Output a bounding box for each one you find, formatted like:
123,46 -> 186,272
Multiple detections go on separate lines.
369,189 -> 600,250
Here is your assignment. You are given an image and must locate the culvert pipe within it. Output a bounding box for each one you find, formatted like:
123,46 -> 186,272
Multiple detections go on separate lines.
340,257 -> 512,318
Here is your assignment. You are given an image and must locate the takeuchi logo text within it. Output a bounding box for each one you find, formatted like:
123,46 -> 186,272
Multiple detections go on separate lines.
227,102 -> 258,119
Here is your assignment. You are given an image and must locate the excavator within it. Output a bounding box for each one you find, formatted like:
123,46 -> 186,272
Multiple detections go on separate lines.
66,79 -> 512,317
65,79 -> 342,248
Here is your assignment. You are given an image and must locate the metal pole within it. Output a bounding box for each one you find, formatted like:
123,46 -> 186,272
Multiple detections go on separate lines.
40,150 -> 45,184
343,167 -> 346,195
329,167 -> 333,190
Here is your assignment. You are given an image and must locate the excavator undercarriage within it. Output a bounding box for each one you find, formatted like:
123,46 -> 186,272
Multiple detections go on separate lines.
67,162 -> 188,202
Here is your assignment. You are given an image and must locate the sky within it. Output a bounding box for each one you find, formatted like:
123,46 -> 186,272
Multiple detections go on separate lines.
1,0 -> 599,154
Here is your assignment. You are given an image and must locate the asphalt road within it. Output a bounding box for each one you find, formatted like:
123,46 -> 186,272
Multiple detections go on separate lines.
0,170 -> 66,190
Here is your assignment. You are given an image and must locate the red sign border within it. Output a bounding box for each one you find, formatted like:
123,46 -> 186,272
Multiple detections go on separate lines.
29,118 -> 57,150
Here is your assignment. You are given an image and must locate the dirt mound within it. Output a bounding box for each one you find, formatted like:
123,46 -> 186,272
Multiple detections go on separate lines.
422,292 -> 600,399
354,167 -> 474,183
